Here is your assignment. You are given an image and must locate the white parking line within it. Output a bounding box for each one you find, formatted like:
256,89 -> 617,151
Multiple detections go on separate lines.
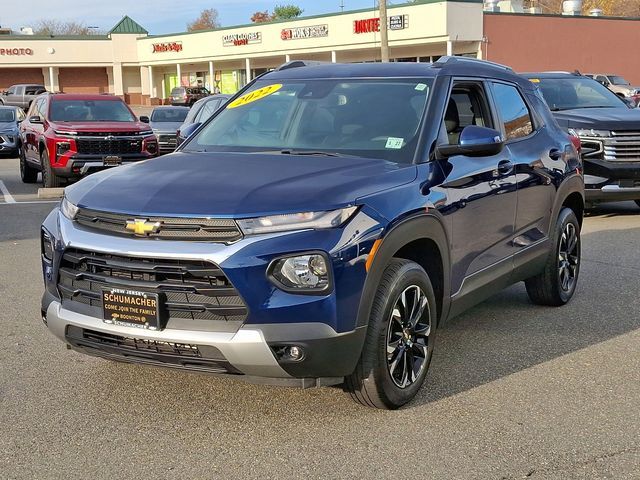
0,180 -> 16,204
0,200 -> 58,205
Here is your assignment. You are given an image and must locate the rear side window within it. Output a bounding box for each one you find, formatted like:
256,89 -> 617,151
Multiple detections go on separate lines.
491,83 -> 534,141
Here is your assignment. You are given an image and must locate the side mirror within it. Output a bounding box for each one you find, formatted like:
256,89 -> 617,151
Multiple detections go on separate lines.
179,122 -> 201,140
29,115 -> 42,124
437,125 -> 504,158
139,115 -> 150,123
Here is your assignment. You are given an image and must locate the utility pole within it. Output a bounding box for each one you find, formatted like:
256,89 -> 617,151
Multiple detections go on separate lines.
379,0 -> 389,62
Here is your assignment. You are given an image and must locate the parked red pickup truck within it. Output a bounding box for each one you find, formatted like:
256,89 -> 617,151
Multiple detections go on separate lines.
19,93 -> 158,187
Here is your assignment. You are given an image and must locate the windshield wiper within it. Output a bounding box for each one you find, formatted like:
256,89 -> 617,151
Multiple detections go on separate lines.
279,150 -> 345,157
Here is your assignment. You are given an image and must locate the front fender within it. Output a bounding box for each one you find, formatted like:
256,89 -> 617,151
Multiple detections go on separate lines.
355,213 -> 452,330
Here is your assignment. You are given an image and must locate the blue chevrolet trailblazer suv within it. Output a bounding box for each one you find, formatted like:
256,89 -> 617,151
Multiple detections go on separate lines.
41,58 -> 584,409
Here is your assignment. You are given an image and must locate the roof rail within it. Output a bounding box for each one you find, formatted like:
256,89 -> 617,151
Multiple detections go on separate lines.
275,60 -> 331,71
433,56 -> 513,72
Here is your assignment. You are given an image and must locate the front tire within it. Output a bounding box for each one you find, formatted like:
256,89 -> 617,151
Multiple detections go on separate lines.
345,259 -> 436,409
19,145 -> 38,183
525,207 -> 581,306
40,149 -> 63,188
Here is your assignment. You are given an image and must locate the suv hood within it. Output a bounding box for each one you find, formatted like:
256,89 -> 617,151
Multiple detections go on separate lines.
553,107 -> 640,130
65,152 -> 417,217
0,121 -> 17,133
51,121 -> 151,133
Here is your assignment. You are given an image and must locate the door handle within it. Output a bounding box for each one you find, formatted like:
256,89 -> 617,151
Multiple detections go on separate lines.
497,159 -> 514,175
549,148 -> 562,160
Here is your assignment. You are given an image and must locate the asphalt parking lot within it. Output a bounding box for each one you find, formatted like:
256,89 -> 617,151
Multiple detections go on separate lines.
1,155 -> 639,479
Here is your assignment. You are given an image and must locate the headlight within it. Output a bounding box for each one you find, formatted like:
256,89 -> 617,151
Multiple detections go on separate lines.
41,229 -> 54,261
237,206 -> 358,235
269,253 -> 331,293
568,128 -> 610,138
60,196 -> 79,220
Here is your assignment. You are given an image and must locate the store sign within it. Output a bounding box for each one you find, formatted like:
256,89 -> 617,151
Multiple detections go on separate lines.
281,24 -> 329,41
0,47 -> 34,56
353,15 -> 408,34
152,42 -> 183,53
389,15 -> 408,30
222,32 -> 262,47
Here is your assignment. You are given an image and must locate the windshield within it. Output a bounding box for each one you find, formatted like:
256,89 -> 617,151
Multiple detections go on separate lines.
0,109 -> 15,122
609,76 -> 630,86
185,78 -> 432,163
150,108 -> 188,122
534,77 -> 626,111
50,100 -> 136,122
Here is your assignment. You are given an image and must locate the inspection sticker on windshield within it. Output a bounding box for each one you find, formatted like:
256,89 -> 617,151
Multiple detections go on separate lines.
385,137 -> 404,149
415,83 -> 428,91
529,78 -> 540,83
227,84 -> 283,109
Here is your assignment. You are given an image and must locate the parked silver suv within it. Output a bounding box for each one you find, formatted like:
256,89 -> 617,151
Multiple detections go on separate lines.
588,74 -> 640,106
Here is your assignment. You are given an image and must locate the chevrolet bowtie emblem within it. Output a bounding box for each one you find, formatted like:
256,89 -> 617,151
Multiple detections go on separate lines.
125,219 -> 161,236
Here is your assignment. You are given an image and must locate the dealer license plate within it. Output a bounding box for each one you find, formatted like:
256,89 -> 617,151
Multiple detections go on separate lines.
102,288 -> 162,330
103,155 -> 122,166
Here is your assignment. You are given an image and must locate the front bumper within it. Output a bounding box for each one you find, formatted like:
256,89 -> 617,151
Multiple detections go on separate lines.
585,183 -> 640,202
583,158 -> 640,202
52,155 -> 154,177
43,298 -> 363,387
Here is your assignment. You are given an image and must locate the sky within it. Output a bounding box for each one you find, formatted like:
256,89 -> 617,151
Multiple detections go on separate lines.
0,0 -> 404,35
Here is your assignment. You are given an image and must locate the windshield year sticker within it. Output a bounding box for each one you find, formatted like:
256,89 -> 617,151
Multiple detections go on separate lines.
415,83 -> 428,91
227,84 -> 283,109
385,137 -> 404,149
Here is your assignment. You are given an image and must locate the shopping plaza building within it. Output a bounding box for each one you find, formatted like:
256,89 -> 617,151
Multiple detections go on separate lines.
1,0 -> 640,104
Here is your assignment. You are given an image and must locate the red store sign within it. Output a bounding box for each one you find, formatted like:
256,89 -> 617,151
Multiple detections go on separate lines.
354,18 -> 380,34
0,47 -> 34,56
152,42 -> 183,53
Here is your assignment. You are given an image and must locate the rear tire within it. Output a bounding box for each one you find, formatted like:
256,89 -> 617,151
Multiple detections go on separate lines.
40,149 -> 63,188
20,145 -> 38,183
525,207 -> 581,306
345,259 -> 436,409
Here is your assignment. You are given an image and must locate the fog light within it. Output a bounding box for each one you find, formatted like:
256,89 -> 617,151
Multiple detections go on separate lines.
270,253 -> 331,293
273,345 -> 305,362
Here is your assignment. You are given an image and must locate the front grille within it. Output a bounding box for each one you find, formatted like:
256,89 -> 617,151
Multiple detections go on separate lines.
76,138 -> 143,155
600,131 -> 640,162
74,207 -> 243,242
57,249 -> 248,327
65,326 -> 242,374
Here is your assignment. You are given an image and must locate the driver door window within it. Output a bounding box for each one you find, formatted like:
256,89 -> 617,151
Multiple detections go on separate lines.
443,82 -> 493,144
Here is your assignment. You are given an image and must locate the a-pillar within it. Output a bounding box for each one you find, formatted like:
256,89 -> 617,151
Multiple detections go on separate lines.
245,58 -> 251,86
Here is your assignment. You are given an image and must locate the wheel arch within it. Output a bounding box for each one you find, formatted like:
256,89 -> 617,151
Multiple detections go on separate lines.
551,175 -> 584,231
355,213 -> 452,330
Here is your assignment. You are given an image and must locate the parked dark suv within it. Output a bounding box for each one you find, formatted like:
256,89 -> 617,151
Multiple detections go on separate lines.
19,93 -> 158,187
524,72 -> 640,207
170,86 -> 209,106
41,59 -> 584,409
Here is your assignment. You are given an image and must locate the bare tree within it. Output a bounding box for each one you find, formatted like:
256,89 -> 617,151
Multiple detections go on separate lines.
187,8 -> 221,32
33,20 -> 101,36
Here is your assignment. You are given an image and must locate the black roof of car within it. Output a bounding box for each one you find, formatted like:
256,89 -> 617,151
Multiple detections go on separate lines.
262,57 -> 536,91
